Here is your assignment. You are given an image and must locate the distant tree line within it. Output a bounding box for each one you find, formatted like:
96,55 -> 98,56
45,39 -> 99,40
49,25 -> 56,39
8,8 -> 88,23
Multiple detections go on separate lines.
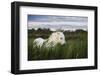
28,28 -> 87,38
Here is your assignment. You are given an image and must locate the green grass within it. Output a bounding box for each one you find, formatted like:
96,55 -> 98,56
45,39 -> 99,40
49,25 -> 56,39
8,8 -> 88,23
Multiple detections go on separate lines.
28,30 -> 88,61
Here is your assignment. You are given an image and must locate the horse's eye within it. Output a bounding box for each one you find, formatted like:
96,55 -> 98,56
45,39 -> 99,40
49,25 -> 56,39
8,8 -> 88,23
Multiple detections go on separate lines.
60,37 -> 63,40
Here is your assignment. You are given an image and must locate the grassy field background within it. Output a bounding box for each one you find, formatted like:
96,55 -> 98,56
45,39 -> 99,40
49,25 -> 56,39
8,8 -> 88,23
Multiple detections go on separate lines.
28,29 -> 88,61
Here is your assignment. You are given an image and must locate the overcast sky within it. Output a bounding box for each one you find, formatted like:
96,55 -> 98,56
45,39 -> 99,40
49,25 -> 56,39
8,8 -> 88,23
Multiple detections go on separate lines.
28,15 -> 88,30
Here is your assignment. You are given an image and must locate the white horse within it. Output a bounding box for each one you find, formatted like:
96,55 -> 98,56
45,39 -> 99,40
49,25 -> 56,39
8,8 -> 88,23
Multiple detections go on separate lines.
45,32 -> 66,47
33,32 -> 66,48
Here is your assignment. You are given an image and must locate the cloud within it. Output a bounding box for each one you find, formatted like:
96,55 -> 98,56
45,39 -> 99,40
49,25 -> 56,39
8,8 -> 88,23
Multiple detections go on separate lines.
28,15 -> 88,22
28,15 -> 88,30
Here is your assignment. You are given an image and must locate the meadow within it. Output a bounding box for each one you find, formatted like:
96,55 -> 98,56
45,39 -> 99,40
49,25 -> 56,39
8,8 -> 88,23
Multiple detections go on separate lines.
28,28 -> 88,61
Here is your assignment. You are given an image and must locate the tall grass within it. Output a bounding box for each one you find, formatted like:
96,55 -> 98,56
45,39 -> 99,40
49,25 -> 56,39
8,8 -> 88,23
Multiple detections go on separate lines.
28,30 -> 88,61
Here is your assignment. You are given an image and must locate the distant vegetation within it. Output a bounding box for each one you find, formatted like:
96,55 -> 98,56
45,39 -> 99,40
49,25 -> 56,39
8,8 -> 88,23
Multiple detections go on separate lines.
28,28 -> 88,61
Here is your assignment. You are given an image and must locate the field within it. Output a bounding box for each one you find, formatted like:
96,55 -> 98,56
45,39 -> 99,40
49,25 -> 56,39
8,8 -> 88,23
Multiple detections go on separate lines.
28,29 -> 88,61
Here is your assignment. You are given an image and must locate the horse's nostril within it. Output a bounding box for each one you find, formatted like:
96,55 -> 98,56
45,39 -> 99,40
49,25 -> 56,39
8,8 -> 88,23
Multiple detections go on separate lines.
62,42 -> 66,46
